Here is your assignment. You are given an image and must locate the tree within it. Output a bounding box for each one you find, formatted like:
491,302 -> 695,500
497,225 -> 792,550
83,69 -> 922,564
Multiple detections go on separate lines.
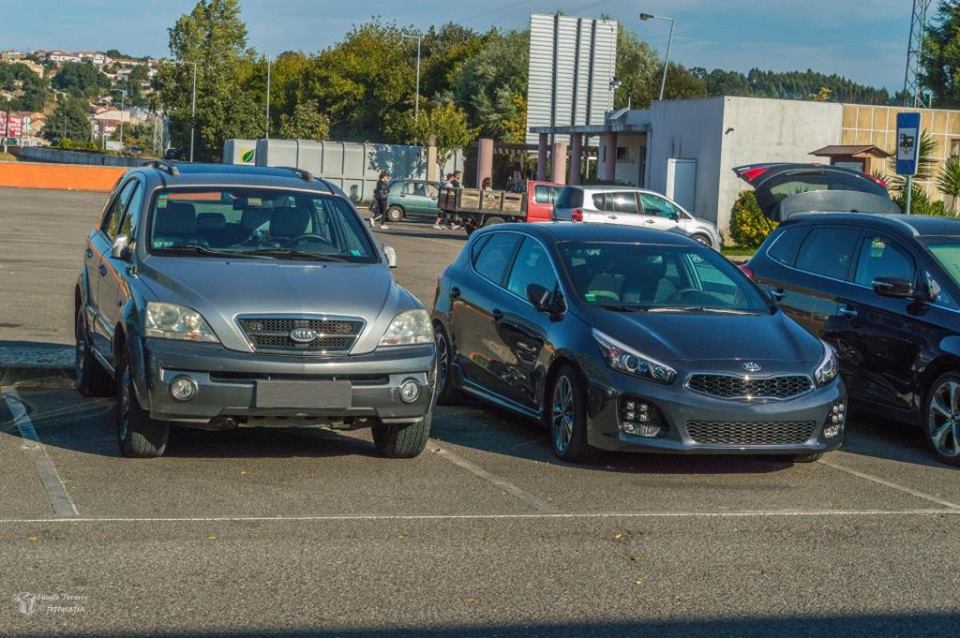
937,158 -> 960,212
43,97 -> 91,145
921,1 -> 960,107
52,61 -> 110,98
807,86 -> 832,102
154,0 -> 262,161
419,23 -> 485,102
404,101 -> 477,174
278,99 -> 330,140
614,29 -> 660,108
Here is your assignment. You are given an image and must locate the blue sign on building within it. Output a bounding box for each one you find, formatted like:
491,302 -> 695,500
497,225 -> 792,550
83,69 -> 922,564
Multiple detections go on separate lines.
896,112 -> 921,176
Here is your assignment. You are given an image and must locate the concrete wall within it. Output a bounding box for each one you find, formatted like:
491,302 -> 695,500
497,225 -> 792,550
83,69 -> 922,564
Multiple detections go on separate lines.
15,146 -> 152,167
718,97 -> 842,231
613,134 -> 645,185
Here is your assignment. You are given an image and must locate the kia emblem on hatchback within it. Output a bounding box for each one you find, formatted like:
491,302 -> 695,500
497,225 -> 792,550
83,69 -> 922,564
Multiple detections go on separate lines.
289,328 -> 318,343
742,362 -> 762,373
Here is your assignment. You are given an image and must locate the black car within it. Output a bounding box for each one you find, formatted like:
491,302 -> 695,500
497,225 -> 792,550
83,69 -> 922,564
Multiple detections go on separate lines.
745,212 -> 960,466
432,223 -> 845,463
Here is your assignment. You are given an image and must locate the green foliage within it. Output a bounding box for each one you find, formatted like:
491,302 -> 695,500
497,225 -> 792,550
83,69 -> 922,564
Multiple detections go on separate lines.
690,67 -> 893,104
0,63 -> 49,111
278,99 -> 330,140
43,97 -> 92,145
403,100 -> 477,172
730,190 -> 777,248
894,183 -> 950,216
613,29 -> 659,109
52,61 -> 110,98
886,130 -> 938,195
921,1 -> 960,107
937,158 -> 960,211
57,138 -> 101,152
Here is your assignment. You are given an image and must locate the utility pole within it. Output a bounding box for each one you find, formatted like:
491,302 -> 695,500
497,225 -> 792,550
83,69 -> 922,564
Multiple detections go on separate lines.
640,12 -> 675,102
265,56 -> 271,139
189,62 -> 197,161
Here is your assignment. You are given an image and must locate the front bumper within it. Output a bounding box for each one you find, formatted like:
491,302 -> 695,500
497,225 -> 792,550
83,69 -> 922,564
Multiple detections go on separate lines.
585,368 -> 845,455
143,338 -> 436,427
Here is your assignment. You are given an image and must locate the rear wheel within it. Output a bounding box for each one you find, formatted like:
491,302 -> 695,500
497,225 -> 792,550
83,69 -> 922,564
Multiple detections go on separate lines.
434,324 -> 462,405
75,313 -> 113,397
547,365 -> 594,463
372,414 -> 431,458
691,234 -> 712,247
923,373 -> 960,466
116,350 -> 169,458
483,215 -> 505,227
386,206 -> 405,223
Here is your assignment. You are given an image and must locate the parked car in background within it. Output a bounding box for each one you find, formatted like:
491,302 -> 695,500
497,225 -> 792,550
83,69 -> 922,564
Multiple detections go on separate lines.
432,223 -> 845,463
553,185 -> 722,249
508,180 -> 565,222
384,179 -> 441,223
75,162 -> 435,459
744,212 -> 960,466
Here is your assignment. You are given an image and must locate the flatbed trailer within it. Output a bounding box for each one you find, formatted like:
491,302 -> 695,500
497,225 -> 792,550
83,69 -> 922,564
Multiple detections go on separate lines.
437,188 -> 526,234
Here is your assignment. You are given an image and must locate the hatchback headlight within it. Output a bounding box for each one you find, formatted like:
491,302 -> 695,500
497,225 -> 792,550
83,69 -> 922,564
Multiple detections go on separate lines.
592,329 -> 677,384
144,302 -> 220,343
379,309 -> 433,347
815,341 -> 839,386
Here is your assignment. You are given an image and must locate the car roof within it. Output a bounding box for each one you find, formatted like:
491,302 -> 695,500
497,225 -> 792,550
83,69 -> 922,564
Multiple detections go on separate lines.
783,212 -> 960,238
136,162 -> 337,193
475,221 -> 697,246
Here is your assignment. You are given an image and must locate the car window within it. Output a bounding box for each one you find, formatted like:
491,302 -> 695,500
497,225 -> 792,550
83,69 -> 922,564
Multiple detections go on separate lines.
794,227 -> 861,280
102,179 -> 139,240
534,185 -> 560,205
766,226 -> 810,266
470,234 -> 492,265
610,192 -> 639,214
473,233 -> 522,285
556,187 -> 583,209
853,236 -> 914,287
506,238 -> 558,300
639,193 -> 681,218
116,180 -> 144,241
592,193 -> 608,211
425,184 -> 439,198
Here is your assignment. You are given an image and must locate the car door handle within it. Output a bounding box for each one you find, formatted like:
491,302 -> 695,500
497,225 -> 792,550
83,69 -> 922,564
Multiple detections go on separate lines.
645,219 -> 656,224
98,264 -> 108,277
492,309 -> 504,322
839,304 -> 858,318
770,288 -> 786,301
607,214 -> 618,220
86,248 -> 94,258
450,287 -> 461,299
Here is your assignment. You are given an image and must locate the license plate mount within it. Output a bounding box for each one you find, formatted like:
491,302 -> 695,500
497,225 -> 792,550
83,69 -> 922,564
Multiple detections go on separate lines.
255,380 -> 352,410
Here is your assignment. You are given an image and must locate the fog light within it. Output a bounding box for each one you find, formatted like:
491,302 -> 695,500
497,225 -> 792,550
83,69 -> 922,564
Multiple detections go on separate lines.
824,400 -> 846,438
619,398 -> 664,437
399,379 -> 421,404
169,375 -> 198,402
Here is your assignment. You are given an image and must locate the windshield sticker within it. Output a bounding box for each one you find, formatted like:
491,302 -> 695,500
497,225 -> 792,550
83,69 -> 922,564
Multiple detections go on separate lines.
585,293 -> 597,302
351,249 -> 361,257
157,194 -> 168,208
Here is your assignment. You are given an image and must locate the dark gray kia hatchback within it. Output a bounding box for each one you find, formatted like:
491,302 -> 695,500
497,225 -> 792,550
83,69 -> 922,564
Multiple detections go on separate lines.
432,223 -> 846,462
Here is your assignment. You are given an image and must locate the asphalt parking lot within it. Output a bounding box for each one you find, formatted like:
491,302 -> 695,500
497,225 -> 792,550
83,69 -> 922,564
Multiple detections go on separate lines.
1,188 -> 959,637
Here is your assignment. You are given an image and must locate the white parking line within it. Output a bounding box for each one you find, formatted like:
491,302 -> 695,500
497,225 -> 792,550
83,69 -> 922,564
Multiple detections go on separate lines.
431,444 -> 560,513
1,387 -> 79,518
819,457 -> 960,510
0,509 -> 957,525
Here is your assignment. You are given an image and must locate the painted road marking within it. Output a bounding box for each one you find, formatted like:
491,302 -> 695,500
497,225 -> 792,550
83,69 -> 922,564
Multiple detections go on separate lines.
819,457 -> 960,510
1,387 -> 79,517
431,444 -> 560,513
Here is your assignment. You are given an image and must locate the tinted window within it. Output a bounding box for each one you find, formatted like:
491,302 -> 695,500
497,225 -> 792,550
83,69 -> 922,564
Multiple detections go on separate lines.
556,187 -> 583,209
473,233 -> 521,285
639,193 -> 681,218
766,226 -> 810,266
117,181 -> 144,240
506,238 -> 557,299
755,169 -> 888,215
609,192 -> 639,214
534,185 -> 561,205
102,180 -> 138,239
854,236 -> 914,286
470,234 -> 492,264
794,227 -> 860,280
592,193 -> 608,210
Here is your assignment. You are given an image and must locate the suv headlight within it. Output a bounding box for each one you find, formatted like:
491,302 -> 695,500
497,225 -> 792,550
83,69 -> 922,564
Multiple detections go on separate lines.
379,309 -> 433,347
144,302 -> 220,343
592,329 -> 676,384
815,341 -> 839,386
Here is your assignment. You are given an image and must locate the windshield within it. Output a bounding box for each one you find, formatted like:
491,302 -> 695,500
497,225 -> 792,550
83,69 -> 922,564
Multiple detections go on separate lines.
147,188 -> 378,263
557,241 -> 771,313
924,238 -> 960,285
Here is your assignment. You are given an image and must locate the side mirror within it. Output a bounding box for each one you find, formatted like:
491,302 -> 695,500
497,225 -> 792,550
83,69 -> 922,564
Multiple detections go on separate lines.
671,211 -> 681,222
383,245 -> 398,268
872,276 -> 914,299
111,235 -> 131,261
526,283 -> 552,312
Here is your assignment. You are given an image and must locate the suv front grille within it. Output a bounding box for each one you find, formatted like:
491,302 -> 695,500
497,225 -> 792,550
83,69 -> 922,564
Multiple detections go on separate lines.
686,420 -> 817,446
237,316 -> 364,354
686,374 -> 812,401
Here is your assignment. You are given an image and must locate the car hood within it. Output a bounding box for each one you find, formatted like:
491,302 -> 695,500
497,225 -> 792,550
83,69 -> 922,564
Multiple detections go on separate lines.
585,308 -> 822,370
138,256 -> 416,354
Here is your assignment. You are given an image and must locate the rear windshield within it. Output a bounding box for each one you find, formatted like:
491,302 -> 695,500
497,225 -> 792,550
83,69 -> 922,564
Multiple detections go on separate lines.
756,170 -> 887,214
534,185 -> 562,205
147,188 -> 377,263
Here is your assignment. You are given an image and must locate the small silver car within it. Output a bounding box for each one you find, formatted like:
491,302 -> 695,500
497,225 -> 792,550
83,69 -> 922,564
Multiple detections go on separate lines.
75,162 -> 435,458
553,185 -> 723,249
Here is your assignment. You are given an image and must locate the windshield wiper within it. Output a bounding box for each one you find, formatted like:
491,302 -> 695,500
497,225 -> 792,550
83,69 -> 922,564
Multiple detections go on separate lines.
647,306 -> 755,315
154,246 -> 271,260
245,249 -> 354,262
596,303 -> 648,312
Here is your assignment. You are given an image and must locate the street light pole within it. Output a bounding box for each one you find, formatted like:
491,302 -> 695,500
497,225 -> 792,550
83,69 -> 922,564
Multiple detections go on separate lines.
265,56 -> 271,139
189,62 -> 197,161
639,12 -> 675,101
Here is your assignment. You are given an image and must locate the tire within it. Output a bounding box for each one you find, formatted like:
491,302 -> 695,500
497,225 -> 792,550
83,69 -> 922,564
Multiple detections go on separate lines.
547,364 -> 595,463
792,452 -> 824,463
116,349 -> 169,458
923,372 -> 960,466
691,234 -> 712,248
386,206 -> 404,223
434,324 -> 462,405
371,413 -> 431,459
482,215 -> 505,227
75,312 -> 114,397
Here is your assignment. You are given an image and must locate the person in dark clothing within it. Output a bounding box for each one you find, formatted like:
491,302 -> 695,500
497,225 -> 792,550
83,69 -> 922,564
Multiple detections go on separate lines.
372,171 -> 390,229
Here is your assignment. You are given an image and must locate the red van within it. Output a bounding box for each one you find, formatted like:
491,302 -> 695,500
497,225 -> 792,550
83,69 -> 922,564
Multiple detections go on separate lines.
523,181 -> 564,222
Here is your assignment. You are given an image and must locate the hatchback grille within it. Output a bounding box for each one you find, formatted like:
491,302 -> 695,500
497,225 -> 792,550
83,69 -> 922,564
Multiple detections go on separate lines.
686,374 -> 812,400
237,316 -> 364,354
686,420 -> 817,446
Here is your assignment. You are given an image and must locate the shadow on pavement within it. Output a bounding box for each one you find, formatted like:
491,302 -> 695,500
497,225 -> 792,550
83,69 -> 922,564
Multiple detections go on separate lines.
840,405 -> 951,469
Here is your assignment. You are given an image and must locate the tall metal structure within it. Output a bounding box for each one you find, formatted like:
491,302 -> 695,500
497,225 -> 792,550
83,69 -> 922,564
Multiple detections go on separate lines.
903,0 -> 933,107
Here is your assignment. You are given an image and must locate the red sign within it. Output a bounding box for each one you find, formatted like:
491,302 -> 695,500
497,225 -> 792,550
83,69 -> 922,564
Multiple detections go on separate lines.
3,115 -> 23,137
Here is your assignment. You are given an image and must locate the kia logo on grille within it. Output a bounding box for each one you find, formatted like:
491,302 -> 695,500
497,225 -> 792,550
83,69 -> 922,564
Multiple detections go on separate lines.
289,328 -> 318,343
742,361 -> 762,373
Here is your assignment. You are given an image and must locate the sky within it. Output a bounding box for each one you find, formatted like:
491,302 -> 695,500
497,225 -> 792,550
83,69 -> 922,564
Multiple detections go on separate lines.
0,0 -> 915,91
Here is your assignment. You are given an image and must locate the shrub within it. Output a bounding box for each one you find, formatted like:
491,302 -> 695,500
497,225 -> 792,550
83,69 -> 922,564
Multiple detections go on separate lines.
893,184 -> 953,217
729,190 -> 778,248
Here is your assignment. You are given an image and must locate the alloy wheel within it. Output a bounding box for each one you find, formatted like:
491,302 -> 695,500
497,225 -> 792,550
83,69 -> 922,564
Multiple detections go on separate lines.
118,369 -> 131,443
75,320 -> 87,385
436,330 -> 450,391
928,380 -> 960,459
552,375 -> 575,453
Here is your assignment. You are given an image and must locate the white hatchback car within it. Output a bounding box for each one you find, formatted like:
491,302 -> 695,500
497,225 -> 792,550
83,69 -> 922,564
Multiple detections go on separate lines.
553,186 -> 722,249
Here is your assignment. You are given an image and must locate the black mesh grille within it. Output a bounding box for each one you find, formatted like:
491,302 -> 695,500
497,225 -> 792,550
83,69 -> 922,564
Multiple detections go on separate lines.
238,317 -> 363,353
686,420 -> 817,446
687,374 -> 811,400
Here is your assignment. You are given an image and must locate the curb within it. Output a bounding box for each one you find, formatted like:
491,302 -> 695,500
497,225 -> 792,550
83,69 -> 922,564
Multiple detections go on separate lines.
0,344 -> 76,387
0,366 -> 74,388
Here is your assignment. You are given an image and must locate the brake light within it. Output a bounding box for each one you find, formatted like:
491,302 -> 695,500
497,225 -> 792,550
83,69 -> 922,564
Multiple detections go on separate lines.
866,173 -> 888,189
571,208 -> 584,222
741,167 -> 768,183
738,264 -> 755,280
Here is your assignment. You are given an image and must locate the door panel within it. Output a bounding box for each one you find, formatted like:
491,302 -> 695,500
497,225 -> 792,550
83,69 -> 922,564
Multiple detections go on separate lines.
639,193 -> 682,231
99,180 -> 144,366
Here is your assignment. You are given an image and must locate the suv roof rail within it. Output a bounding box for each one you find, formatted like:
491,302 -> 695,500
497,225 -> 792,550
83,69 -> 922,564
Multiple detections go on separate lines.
280,166 -> 315,182
143,160 -> 180,176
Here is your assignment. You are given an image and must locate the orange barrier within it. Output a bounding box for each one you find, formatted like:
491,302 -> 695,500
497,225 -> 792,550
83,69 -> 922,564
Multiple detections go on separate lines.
0,162 -> 126,192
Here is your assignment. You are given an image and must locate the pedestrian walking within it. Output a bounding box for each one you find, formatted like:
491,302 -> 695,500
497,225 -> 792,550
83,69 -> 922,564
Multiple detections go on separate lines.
372,171 -> 390,229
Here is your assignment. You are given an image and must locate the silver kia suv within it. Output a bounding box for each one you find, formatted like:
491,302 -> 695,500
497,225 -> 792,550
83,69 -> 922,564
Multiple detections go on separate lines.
75,161 -> 435,458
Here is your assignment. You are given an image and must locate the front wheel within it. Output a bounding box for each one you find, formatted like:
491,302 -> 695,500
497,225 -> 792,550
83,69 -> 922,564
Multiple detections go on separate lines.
691,234 -> 712,248
116,350 -> 169,458
434,324 -> 462,405
386,206 -> 404,223
371,414 -> 431,458
547,365 -> 594,463
923,373 -> 960,466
